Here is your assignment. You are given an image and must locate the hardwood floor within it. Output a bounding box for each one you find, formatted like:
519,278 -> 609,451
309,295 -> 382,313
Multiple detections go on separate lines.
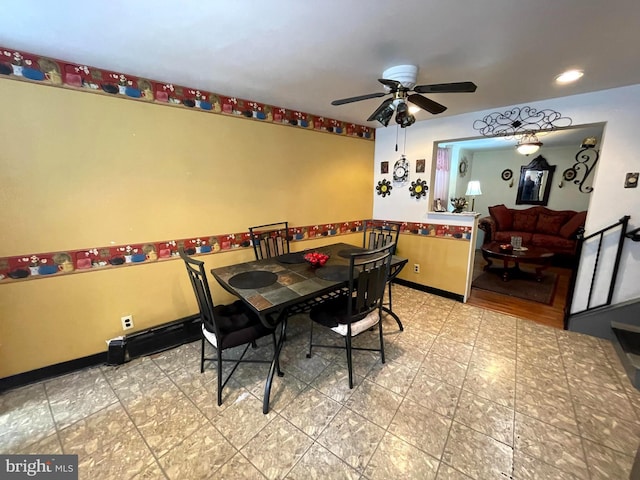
466,250 -> 573,329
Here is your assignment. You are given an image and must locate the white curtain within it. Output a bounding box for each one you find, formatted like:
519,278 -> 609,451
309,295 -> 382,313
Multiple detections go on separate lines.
434,147 -> 451,203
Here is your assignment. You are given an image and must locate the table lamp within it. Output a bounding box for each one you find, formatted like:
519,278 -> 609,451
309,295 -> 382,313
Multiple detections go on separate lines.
465,180 -> 482,211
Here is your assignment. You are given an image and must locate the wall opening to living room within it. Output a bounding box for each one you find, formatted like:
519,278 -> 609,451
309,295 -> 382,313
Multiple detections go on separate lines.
433,123 -> 604,249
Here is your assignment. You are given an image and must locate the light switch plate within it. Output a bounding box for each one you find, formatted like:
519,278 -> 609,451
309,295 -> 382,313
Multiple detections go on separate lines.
625,172 -> 639,188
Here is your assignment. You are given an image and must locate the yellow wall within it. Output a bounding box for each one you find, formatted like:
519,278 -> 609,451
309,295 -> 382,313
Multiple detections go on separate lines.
395,234 -> 469,295
0,80 -> 374,377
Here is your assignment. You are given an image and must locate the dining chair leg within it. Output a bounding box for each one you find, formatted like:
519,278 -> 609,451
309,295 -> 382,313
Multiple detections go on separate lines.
200,337 -> 205,373
216,348 -> 223,406
306,320 -> 314,358
345,335 -> 354,389
378,316 -> 386,364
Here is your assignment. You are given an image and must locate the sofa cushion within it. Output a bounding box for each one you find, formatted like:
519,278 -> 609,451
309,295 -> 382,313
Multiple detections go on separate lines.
495,231 -> 533,245
536,212 -> 568,235
512,211 -> 538,232
559,211 -> 587,239
489,204 -> 513,231
531,234 -> 576,253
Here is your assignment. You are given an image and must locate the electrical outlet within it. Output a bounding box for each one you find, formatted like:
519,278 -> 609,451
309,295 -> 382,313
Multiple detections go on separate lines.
121,315 -> 133,330
413,263 -> 420,274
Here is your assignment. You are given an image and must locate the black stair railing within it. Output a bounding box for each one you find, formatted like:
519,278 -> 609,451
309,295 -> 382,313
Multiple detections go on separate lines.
564,215 -> 631,329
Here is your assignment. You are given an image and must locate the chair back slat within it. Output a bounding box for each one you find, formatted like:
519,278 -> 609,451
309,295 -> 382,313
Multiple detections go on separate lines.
179,248 -> 220,338
249,222 -> 290,260
363,220 -> 401,254
348,243 -> 394,319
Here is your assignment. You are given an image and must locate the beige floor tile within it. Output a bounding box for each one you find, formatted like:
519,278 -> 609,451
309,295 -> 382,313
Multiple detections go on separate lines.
364,432 -> 439,480
420,353 -> 468,388
434,464 -> 473,479
214,452 -> 266,479
214,391 -> 276,449
344,379 -> 402,429
583,439 -> 635,480
405,370 -> 460,418
514,412 -> 589,478
241,415 -> 313,480
574,403 -> 640,456
317,407 -> 385,472
430,337 -> 474,364
158,423 -> 236,480
366,360 -> 417,396
310,364 -> 362,403
454,390 -> 514,445
512,450 -> 583,480
462,367 -> 515,408
515,382 -> 578,434
286,442 -> 359,480
280,386 -> 341,438
388,398 -> 452,459
442,421 -> 513,479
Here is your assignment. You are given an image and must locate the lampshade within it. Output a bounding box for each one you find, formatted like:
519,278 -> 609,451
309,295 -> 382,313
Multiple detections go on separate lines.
516,133 -> 543,155
465,180 -> 482,196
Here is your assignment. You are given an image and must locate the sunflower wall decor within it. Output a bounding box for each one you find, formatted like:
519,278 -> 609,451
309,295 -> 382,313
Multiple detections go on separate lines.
409,178 -> 428,199
376,179 -> 392,197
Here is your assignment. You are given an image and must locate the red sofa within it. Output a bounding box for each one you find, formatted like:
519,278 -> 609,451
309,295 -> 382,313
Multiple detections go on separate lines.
478,204 -> 587,261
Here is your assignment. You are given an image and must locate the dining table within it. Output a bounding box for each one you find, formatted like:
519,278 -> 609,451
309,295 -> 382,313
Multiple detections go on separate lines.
210,241 -> 408,413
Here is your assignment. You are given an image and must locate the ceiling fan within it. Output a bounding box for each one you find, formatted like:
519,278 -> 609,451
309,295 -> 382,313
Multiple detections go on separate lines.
331,65 -> 477,128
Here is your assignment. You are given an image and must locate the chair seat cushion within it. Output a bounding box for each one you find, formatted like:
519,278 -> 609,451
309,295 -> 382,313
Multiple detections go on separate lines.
203,300 -> 273,349
310,297 -> 380,337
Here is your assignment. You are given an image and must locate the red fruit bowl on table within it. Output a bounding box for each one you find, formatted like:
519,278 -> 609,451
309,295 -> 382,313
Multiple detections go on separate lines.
303,252 -> 329,268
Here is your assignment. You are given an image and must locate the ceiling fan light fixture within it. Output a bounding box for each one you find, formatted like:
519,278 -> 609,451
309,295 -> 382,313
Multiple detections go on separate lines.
408,104 -> 421,114
375,103 -> 395,127
516,133 -> 543,155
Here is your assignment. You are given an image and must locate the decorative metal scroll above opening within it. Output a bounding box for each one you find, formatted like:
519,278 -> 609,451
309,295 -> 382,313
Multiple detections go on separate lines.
567,137 -> 599,193
473,106 -> 572,139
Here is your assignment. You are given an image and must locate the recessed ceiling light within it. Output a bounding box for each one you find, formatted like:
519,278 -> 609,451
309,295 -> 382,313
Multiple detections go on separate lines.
556,70 -> 584,84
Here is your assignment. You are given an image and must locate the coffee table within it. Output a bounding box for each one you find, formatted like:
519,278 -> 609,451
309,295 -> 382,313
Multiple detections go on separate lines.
481,242 -> 554,282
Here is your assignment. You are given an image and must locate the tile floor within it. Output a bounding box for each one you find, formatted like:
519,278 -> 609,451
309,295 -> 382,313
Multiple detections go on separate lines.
2,285 -> 640,479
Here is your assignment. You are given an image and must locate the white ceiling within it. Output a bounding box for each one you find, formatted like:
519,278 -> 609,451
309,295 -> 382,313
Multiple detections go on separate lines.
2,0 -> 640,129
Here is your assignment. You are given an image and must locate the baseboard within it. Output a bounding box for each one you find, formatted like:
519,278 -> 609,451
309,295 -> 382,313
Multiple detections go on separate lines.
0,352 -> 107,393
0,314 -> 202,393
393,278 -> 464,302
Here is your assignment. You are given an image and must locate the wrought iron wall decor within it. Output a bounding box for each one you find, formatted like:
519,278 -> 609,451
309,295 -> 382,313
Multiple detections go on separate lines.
376,179 -> 392,197
472,106 -> 572,138
409,179 -> 428,199
569,142 -> 599,193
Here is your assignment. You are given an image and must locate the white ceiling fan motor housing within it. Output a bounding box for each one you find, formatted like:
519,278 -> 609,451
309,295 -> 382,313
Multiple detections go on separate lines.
382,65 -> 418,90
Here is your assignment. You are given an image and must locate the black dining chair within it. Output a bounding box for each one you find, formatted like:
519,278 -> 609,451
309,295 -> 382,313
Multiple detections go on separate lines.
307,243 -> 395,388
248,221 -> 290,260
179,248 -> 279,405
362,220 -> 404,330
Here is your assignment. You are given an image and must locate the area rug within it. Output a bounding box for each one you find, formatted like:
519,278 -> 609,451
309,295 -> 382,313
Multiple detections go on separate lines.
472,270 -> 558,304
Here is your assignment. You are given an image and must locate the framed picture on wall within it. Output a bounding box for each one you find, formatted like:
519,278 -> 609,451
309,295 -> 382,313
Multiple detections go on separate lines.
416,159 -> 425,173
381,161 -> 389,174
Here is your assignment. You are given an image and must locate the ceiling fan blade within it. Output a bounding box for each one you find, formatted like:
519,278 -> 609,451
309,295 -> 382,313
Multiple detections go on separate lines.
408,94 -> 447,115
378,78 -> 401,90
413,81 -> 477,94
331,92 -> 387,105
367,98 -> 394,122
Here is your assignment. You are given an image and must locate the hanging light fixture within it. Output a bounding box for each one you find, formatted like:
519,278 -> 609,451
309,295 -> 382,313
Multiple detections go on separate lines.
516,133 -> 543,155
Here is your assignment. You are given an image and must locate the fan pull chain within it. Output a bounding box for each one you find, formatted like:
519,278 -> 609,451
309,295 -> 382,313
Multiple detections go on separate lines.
403,127 -> 407,155
395,125 -> 399,152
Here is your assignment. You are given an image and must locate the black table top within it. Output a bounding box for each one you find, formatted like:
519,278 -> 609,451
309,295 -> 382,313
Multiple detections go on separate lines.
211,242 -> 407,316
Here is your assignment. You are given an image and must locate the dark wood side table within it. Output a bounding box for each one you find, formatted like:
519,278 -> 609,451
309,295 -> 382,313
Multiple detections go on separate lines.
481,242 -> 554,282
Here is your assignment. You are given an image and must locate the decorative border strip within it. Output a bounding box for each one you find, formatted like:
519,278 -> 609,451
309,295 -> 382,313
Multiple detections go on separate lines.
0,46 -> 374,140
0,220 -> 471,283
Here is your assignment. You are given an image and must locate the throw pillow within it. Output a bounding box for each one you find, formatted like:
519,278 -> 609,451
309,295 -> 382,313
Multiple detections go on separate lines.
489,204 -> 513,230
536,213 -> 567,235
512,211 -> 538,232
559,211 -> 587,238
